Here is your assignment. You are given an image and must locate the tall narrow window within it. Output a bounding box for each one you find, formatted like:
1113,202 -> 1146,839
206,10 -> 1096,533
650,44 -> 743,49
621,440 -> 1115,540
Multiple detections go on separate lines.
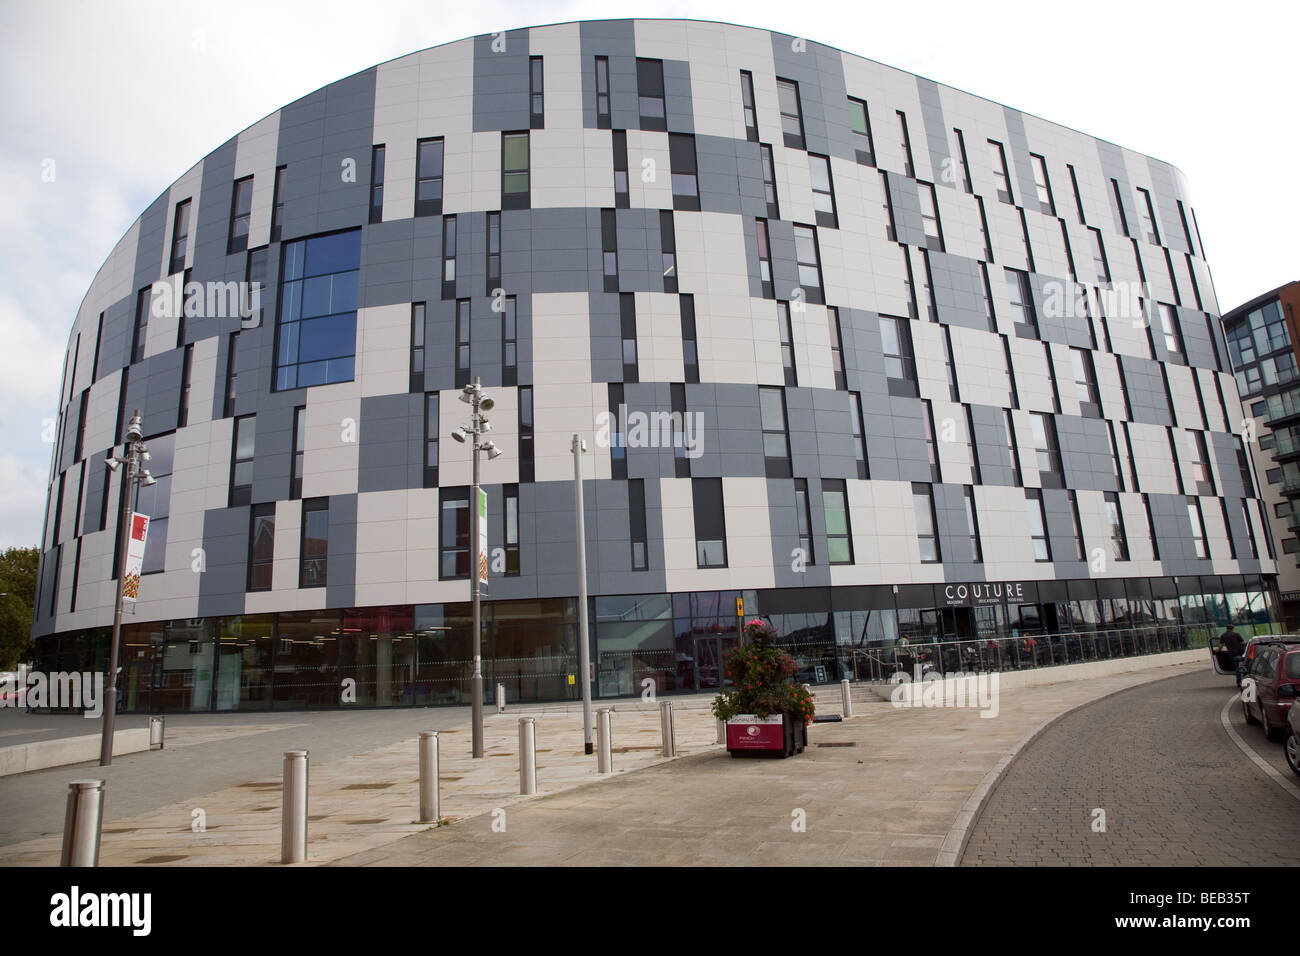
793,224 -> 824,304
1136,187 -> 1160,244
1067,164 -> 1086,224
441,215 -> 457,298
415,137 -> 445,217
824,479 -> 854,564
229,414 -> 256,507
777,301 -> 797,386
1187,430 -> 1213,494
681,294 -> 699,384
629,478 -> 648,570
1005,409 -> 1023,486
1066,491 -> 1086,560
756,219 -> 774,298
964,486 -> 983,563
660,209 -> 678,292
1110,179 -> 1130,236
224,332 -> 239,417
1158,303 -> 1184,359
954,128 -> 973,193
1089,228 -> 1110,284
848,97 -> 875,165
519,386 -> 534,483
247,503 -> 275,592
1188,497 -> 1209,559
1107,421 -> 1125,492
594,56 -> 611,128
168,198 -> 191,275
297,498 -> 328,587
273,229 -> 362,390
608,383 -> 627,480
809,154 -> 837,227
502,295 -> 517,386
849,392 -> 868,479
1019,207 -> 1037,272
132,287 -> 150,363
1026,489 -> 1050,561
529,56 -> 544,128
964,405 -> 981,484
913,483 -> 940,563
612,131 -> 629,208
980,262 -> 997,331
246,246 -> 268,329
987,140 -> 1012,204
879,315 -> 917,391
1104,492 -> 1129,560
1029,154 -> 1054,215
369,145 -> 386,224
620,293 -> 638,383
455,299 -> 471,388
922,400 -> 942,482
940,325 -> 959,399
776,78 -> 805,149
178,345 -> 193,428
919,182 -> 943,251
637,58 -> 666,131
1030,412 -> 1063,487
740,71 -> 759,141
759,386 -> 791,478
424,393 -> 439,488
794,479 -> 814,565
976,195 -> 994,261
1005,268 -> 1038,338
760,144 -> 780,219
1071,347 -> 1100,417
486,212 -> 501,294
880,171 -> 897,241
291,405 -> 305,500
601,208 -> 619,292
228,176 -> 253,255
504,484 -> 521,574
1141,493 -> 1159,559
828,307 -> 846,390
1219,500 -> 1238,560
410,302 -> 426,392
693,478 -> 727,567
896,111 -> 914,178
671,384 -> 690,479
439,488 -> 470,579
1241,499 -> 1259,559
669,133 -> 699,211
271,166 -> 286,242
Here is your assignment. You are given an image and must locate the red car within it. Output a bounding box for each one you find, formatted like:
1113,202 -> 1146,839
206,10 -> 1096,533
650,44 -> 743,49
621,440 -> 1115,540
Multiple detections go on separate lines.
1242,642 -> 1300,743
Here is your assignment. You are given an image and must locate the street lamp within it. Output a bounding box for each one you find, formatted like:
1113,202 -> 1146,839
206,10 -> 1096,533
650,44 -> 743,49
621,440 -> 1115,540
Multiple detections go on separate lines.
455,378 -> 498,759
100,409 -> 154,766
571,435 -> 593,754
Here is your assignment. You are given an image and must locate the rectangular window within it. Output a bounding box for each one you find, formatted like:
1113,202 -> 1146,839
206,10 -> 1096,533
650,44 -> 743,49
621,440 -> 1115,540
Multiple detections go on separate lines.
919,181 -> 943,251
629,478 -> 648,570
519,386 -> 534,483
504,484 -> 521,574
1005,268 -> 1038,338
620,292 -> 638,383
954,128 -> 973,193
424,392 -> 439,488
756,218 -> 774,298
410,301 -> 426,392
847,97 -> 875,165
1242,499 -> 1259,559
1110,179 -> 1130,236
740,71 -> 759,141
300,498 -> 329,587
760,143 -> 779,218
776,78 -> 805,149
1137,187 -> 1160,244
1068,490 -> 1086,561
486,211 -> 502,293
529,56 -> 544,128
980,263 -> 997,331
828,307 -> 846,390
824,479 -> 854,564
291,405 -> 305,500
669,133 -> 699,211
1030,412 -> 1063,487
671,384 -> 690,478
455,299 -> 471,388
693,478 -> 727,567
369,145 -> 385,224
1005,409 -> 1023,486
879,315 -> 917,388
1158,303 -> 1184,358
247,503 -> 275,592
896,111 -> 914,177
132,287 -> 150,363
988,140 -> 1013,204
612,130 -> 629,208
794,478 -> 814,565
224,332 -> 238,417
880,170 -> 897,241
1026,489 -> 1051,561
415,137 -> 445,217
1019,207 -> 1037,272
941,325 -> 959,399
271,166 -> 286,243
273,229 -> 361,390
793,224 -> 824,304
759,385 -> 791,478
1071,347 -> 1100,417
1188,497 -> 1209,559
1089,228 -> 1110,284
441,215 -> 457,297
439,488 -> 470,579
976,195 -> 993,261
178,345 -> 193,428
601,207 -> 619,292
502,295 -> 517,386
595,57 -> 611,128
246,246 -> 268,329
228,176 -> 253,255
809,154 -> 837,227
1107,421 -> 1125,492
1104,492 -> 1129,560
229,414 -> 256,507
1068,164 -> 1086,224
964,486 -> 983,562
1187,430 -> 1214,493
1219,499 -> 1238,560
168,199 -> 191,275
913,483 -> 941,563
923,399 -> 941,482
849,392 -> 868,479
965,404 -> 981,484
660,209 -> 678,293
1030,154 -> 1054,215
608,383 -> 626,480
637,58 -> 666,131
681,294 -> 699,384
776,301 -> 797,386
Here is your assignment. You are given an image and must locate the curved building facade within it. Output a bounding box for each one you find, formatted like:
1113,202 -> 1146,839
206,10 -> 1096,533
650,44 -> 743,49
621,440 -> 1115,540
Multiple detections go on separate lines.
33,19 -> 1279,712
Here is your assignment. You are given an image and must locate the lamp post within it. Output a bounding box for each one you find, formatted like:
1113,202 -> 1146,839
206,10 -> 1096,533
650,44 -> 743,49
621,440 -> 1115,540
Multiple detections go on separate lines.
452,378 -> 500,759
100,409 -> 155,766
571,434 -> 593,754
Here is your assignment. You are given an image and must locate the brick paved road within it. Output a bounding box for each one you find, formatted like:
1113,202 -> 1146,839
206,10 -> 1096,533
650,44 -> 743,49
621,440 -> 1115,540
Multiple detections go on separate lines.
961,669 -> 1300,865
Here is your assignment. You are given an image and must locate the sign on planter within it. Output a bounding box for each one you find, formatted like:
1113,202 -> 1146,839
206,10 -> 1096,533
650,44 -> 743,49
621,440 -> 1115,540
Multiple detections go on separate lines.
726,714 -> 784,751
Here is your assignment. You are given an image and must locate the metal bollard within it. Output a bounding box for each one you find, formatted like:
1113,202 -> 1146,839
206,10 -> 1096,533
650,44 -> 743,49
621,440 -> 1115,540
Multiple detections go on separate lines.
659,700 -> 675,757
496,682 -> 506,714
60,780 -> 104,867
716,718 -> 726,745
518,718 -> 537,795
596,708 -> 613,773
280,750 -> 309,864
841,679 -> 854,718
149,715 -> 165,750
418,732 -> 440,823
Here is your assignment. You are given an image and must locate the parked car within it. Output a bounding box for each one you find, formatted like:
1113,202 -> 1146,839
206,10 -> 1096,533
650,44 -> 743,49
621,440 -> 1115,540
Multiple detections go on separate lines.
1285,699 -> 1300,778
1241,641 -> 1300,743
1236,634 -> 1300,687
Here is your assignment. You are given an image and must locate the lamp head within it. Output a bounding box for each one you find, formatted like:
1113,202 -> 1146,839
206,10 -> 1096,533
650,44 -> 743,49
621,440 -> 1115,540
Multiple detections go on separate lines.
104,457 -> 121,473
125,410 -> 144,443
451,426 -> 468,444
485,444 -> 502,460
140,471 -> 157,487
479,396 -> 495,412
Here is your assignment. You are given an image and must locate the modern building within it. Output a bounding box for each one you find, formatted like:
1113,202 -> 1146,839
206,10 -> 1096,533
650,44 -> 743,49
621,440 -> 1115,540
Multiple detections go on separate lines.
1222,280 -> 1300,626
32,19 -> 1279,713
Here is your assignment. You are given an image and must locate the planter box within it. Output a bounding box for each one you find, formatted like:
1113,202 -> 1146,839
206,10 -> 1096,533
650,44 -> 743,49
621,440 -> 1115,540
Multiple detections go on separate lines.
726,713 -> 807,758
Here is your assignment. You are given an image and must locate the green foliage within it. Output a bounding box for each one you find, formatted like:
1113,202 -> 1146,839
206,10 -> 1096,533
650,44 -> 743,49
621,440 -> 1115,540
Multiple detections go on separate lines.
710,619 -> 815,725
0,546 -> 39,670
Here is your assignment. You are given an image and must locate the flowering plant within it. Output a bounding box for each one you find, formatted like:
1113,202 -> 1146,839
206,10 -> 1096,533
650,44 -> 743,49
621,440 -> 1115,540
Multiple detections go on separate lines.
711,619 -> 816,725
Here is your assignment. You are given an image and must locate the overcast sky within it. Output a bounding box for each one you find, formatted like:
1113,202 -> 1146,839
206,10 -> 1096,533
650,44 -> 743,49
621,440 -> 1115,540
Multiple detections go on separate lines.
1,0 -> 1295,549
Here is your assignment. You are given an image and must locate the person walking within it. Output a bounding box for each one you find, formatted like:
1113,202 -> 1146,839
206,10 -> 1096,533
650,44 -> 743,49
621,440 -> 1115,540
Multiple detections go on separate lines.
1218,623 -> 1245,687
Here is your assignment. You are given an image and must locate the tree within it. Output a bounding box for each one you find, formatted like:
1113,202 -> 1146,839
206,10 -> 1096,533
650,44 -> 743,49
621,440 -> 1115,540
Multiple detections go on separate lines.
0,546 -> 40,670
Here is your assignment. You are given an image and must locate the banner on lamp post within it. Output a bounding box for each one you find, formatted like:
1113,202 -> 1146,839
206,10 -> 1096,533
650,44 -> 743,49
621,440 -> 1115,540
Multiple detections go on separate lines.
477,487 -> 489,590
122,512 -> 149,603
